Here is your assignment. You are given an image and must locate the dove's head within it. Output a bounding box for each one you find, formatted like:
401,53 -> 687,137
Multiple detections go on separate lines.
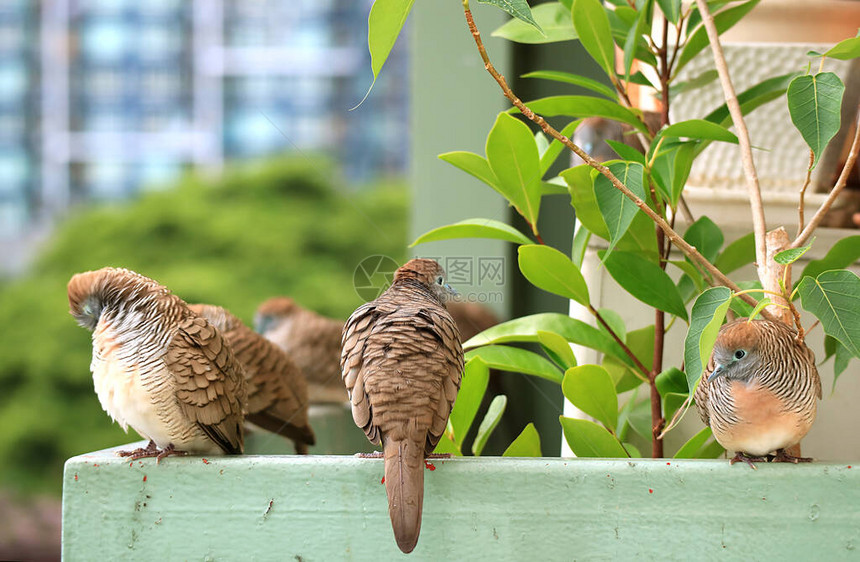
254,297 -> 299,334
708,319 -> 765,383
395,258 -> 456,302
68,267 -> 163,331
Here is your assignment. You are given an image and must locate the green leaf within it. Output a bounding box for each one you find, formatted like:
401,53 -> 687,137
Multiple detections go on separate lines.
479,0 -> 542,30
650,140 -> 696,206
572,0 -> 616,78
625,397 -> 652,439
559,416 -> 629,457
715,232 -> 755,274
684,287 -> 732,391
562,165 -> 611,240
603,325 -> 652,393
433,432 -> 462,456
492,3 -> 574,44
661,119 -> 739,144
593,161 -> 646,257
572,224 -> 591,269
411,218 -> 533,247
655,367 -> 688,397
787,72 -> 845,169
515,96 -> 650,134
518,244 -> 590,305
606,8 -> 657,67
677,0 -> 760,74
823,36 -> 860,60
669,260 -> 705,293
538,330 -> 578,370
704,73 -> 796,128
449,357 -> 490,448
465,345 -> 564,383
801,235 -> 860,281
797,270 -> 860,358
656,0 -> 681,24
623,0 -> 652,79
596,307 -> 626,342
728,280 -> 762,318
522,70 -> 617,100
463,313 -> 634,368
605,139 -> 646,164
615,204 -> 659,260
669,69 -> 719,99
502,423 -> 542,456
541,177 -> 570,196
472,395 -> 508,456
774,241 -> 814,265
674,427 -> 724,459
486,113 -> 543,226
540,121 -> 582,175
535,131 -> 550,157
683,216 -> 724,264
824,335 -> 854,390
601,250 -> 689,321
622,442 -> 642,458
367,0 -> 415,94
562,365 -> 619,431
438,151 -> 498,189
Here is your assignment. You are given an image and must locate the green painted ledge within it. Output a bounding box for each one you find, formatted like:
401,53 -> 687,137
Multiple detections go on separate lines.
63,448 -> 860,561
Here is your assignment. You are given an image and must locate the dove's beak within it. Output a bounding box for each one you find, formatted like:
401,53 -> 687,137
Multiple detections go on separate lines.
444,283 -> 458,297
708,364 -> 725,382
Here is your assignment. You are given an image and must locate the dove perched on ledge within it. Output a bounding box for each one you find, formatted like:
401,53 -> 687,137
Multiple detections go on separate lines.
695,318 -> 822,467
68,267 -> 245,461
341,258 -> 464,554
255,297 -> 348,404
189,304 -> 315,454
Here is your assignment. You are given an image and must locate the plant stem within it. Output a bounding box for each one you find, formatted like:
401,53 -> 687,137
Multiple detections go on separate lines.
588,305 -> 650,381
791,107 -> 860,248
796,151 -> 815,238
693,0 -> 768,284
651,307 -> 665,458
461,2 -> 774,319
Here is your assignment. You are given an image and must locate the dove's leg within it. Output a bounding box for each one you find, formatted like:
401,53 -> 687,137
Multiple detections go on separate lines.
729,451 -> 769,468
117,440 -> 158,459
772,448 -> 813,463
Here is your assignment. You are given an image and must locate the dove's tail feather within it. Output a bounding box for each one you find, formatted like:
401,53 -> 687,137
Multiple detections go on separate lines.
383,436 -> 424,554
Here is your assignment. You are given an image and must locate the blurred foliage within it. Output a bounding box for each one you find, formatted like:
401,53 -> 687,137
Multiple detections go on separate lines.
0,156 -> 407,496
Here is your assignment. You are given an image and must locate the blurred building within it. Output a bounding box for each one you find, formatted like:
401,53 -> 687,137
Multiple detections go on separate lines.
0,0 -> 408,269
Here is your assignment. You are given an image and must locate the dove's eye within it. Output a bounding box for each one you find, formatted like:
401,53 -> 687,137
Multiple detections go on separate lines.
734,350 -> 746,360
435,275 -> 444,285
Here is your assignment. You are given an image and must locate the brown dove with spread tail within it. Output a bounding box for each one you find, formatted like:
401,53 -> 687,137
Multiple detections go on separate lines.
189,304 -> 315,454
68,267 -> 245,460
341,259 -> 464,553
695,318 -> 821,467
255,297 -> 347,403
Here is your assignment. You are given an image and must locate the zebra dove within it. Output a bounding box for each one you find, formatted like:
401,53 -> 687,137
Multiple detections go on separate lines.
255,297 -> 347,403
695,318 -> 822,467
341,259 -> 464,553
68,267 -> 245,460
189,304 -> 315,454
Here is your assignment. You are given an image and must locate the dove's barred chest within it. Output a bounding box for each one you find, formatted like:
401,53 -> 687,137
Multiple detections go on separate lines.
704,324 -> 820,446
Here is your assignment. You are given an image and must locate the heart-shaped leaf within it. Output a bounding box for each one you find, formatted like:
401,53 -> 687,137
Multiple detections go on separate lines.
787,72 -> 844,169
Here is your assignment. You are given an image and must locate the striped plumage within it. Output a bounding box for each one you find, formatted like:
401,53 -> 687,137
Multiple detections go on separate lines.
68,268 -> 245,460
341,259 -> 464,554
255,297 -> 347,404
189,303 -> 315,454
695,318 -> 821,465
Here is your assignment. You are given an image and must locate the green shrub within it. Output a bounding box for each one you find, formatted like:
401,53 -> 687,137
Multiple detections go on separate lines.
0,155 -> 407,495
